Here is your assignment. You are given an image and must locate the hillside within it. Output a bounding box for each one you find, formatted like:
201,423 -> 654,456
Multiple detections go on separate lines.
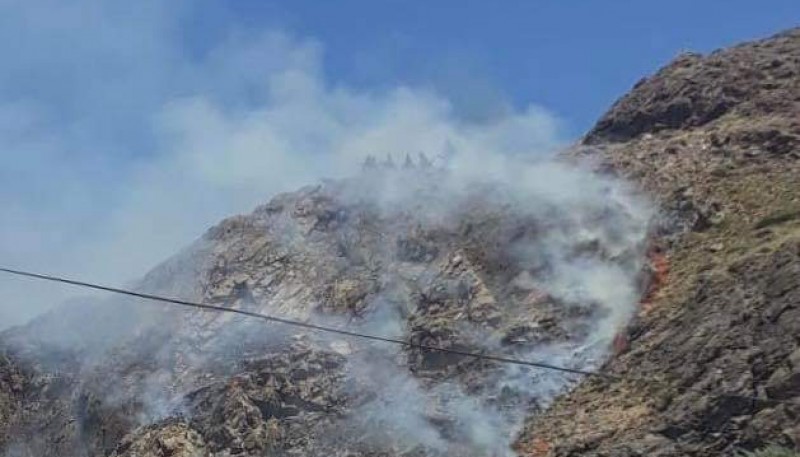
519,27 -> 800,456
1,26 -> 799,457
0,167 -> 650,456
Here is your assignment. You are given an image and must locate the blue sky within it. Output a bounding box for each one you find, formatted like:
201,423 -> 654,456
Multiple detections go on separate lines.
0,0 -> 796,325
218,0 -> 800,135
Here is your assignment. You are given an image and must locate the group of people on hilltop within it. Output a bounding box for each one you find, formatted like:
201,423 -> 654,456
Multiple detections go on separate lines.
361,152 -> 435,170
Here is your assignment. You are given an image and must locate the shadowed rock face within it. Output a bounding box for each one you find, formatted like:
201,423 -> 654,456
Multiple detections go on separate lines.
519,28 -> 800,457
0,169 -> 649,456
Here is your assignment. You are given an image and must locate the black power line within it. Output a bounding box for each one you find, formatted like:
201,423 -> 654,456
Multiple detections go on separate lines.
0,266 -> 616,379
2,266 -> 796,410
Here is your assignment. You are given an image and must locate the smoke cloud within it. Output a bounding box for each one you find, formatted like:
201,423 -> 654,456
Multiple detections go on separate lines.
0,0 -> 564,328
297,163 -> 652,456
0,2 -> 656,456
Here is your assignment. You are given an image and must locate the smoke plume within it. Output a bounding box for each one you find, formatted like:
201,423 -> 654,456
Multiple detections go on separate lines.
0,0 -> 564,328
0,2 -> 654,456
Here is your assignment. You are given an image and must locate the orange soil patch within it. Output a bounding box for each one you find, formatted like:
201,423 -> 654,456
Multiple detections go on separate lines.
639,250 -> 669,316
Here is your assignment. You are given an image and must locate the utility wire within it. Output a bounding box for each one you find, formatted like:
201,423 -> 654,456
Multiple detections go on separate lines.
0,266 -> 615,379
1,266 -> 795,410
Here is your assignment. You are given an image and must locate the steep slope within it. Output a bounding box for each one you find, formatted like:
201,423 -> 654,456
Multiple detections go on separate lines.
3,25 -> 797,457
0,168 -> 650,456
519,27 -> 800,456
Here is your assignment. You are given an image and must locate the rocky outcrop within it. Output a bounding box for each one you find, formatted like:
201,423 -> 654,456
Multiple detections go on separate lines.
520,27 -> 800,456
112,422 -> 210,457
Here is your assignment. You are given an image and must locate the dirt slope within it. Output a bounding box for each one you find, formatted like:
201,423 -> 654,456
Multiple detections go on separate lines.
518,27 -> 800,456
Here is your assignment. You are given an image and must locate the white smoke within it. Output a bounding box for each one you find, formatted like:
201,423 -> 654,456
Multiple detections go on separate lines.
0,2 -> 656,456
0,0 -> 564,327
297,163 -> 653,456
1,156 -> 652,457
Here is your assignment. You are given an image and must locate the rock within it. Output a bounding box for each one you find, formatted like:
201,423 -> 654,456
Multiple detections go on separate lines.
112,423 -> 210,457
396,235 -> 439,262
766,348 -> 800,399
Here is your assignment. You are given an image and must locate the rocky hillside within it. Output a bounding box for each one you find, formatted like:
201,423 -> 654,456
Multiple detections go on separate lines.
0,166 -> 650,456
518,27 -> 800,456
1,26 -> 798,457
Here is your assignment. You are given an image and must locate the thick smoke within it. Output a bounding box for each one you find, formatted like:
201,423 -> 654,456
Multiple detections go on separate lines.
1,157 -> 652,457
292,161 -> 653,456
0,2 -> 654,456
0,0 -> 563,327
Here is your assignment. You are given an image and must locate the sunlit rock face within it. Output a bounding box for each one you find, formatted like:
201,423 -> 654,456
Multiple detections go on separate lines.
0,161 -> 651,457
